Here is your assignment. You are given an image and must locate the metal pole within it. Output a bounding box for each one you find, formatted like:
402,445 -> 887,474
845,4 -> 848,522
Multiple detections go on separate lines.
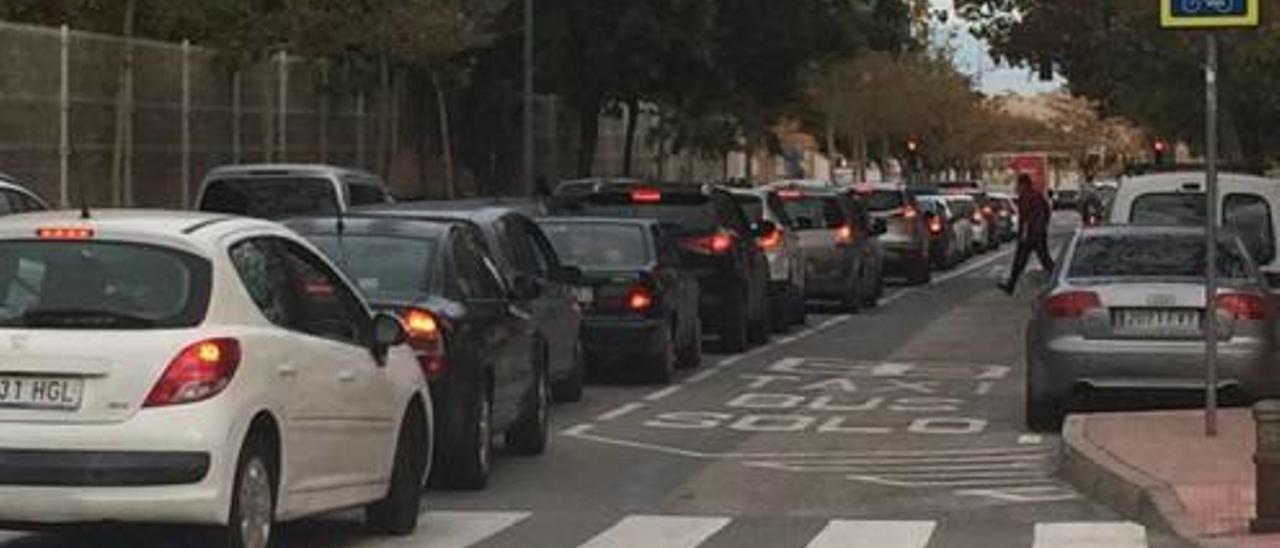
522,0 -> 535,196
58,25 -> 70,208
1205,32 -> 1220,437
181,40 -> 191,208
277,51 -> 288,162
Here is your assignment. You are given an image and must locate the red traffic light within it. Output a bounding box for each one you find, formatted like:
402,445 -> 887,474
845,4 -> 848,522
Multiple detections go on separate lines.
1153,140 -> 1167,153
906,140 -> 919,153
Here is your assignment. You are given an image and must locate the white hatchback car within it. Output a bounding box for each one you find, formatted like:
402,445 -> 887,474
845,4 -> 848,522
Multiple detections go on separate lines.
0,210 -> 432,548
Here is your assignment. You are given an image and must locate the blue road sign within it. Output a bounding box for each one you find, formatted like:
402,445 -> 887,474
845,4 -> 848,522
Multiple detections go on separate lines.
1162,0 -> 1259,27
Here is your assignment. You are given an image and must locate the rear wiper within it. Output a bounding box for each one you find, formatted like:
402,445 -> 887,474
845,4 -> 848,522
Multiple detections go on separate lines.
16,309 -> 157,328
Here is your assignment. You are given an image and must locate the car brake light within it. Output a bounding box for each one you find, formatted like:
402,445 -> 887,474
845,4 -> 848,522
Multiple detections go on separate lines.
777,189 -> 803,200
37,227 -> 94,240
1217,293 -> 1272,320
758,226 -> 784,250
404,308 -> 446,380
982,205 -> 994,216
631,188 -> 662,203
928,216 -> 943,235
834,224 -> 855,245
144,338 -> 241,407
1043,291 -> 1101,318
902,207 -> 919,220
627,285 -> 654,312
972,212 -> 983,223
682,231 -> 735,255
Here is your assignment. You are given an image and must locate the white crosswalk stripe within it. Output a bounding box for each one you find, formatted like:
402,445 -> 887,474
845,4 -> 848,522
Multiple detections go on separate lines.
0,514 -> 1154,548
416,511 -> 531,548
803,520 -> 936,548
576,515 -> 731,548
1032,522 -> 1148,548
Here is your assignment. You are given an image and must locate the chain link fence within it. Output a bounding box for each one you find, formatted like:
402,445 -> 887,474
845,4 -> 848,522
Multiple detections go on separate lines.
0,20 -> 727,210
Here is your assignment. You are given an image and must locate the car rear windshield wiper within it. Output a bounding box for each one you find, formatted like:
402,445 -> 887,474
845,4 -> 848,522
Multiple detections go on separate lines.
8,309 -> 158,329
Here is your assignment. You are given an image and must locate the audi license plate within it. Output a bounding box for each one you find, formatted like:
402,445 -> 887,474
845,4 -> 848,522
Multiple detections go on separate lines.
1115,309 -> 1201,330
0,376 -> 83,410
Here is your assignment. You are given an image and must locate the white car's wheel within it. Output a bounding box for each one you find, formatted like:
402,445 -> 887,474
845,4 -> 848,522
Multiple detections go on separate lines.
221,439 -> 276,548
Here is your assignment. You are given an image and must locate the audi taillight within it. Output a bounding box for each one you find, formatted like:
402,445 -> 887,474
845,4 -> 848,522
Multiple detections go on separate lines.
627,285 -> 654,312
834,224 -> 855,246
1043,291 -> 1102,318
683,231 -> 735,255
144,338 -> 241,407
758,226 -> 784,250
404,308 -> 446,380
1218,293 -> 1272,320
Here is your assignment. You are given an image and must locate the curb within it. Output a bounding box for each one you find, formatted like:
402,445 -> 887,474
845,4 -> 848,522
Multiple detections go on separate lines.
1060,415 -> 1235,548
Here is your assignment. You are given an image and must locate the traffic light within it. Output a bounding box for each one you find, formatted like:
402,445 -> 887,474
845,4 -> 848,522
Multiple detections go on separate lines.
906,138 -> 919,154
1153,139 -> 1167,165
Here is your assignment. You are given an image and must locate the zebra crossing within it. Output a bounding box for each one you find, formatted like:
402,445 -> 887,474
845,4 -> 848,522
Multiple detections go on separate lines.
325,511 -> 1153,548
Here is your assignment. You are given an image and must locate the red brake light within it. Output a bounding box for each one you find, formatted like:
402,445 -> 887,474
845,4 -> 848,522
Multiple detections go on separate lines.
1218,293 -> 1272,320
1043,291 -> 1101,318
631,188 -> 662,203
758,227 -> 784,250
902,207 -> 919,220
778,189 -> 803,200
404,308 -> 446,380
144,338 -> 241,407
682,231 -> 735,255
834,224 -> 855,245
982,205 -> 994,216
710,233 -> 733,253
928,216 -> 943,235
627,285 -> 654,312
37,227 -> 94,240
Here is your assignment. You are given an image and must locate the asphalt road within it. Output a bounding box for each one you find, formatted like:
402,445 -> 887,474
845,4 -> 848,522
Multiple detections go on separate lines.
0,212 -> 1195,548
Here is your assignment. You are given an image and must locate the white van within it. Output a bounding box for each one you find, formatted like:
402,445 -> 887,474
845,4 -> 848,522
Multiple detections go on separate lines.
1107,171 -> 1280,287
196,164 -> 393,219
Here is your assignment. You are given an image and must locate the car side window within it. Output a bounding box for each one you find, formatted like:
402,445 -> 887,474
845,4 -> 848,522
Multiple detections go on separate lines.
714,194 -> 752,234
524,223 -> 562,277
1225,193 -> 1275,265
276,240 -> 371,346
497,217 -> 538,275
19,192 -> 44,211
453,233 -> 507,300
0,192 -> 17,214
228,239 -> 294,327
347,182 -> 388,206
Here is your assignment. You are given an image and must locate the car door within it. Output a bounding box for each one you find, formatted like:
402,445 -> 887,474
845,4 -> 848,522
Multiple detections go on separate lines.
227,238 -> 353,500
513,218 -> 577,382
453,230 -> 532,426
274,239 -> 397,495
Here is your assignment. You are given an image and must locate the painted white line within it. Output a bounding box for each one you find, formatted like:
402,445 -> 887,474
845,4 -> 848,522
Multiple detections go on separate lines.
774,335 -> 800,345
644,385 -> 684,402
577,515 -> 731,548
715,355 -> 745,368
803,520 -> 936,548
560,423 -> 594,436
420,511 -> 530,548
880,288 -> 913,305
1019,434 -> 1044,445
974,380 -> 996,395
595,402 -> 646,422
684,369 -> 720,384
1032,522 -> 1147,548
848,475 -> 1055,488
955,485 -> 1080,503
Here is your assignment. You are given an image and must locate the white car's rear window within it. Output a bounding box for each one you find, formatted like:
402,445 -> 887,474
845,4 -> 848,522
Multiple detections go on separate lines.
0,241 -> 210,329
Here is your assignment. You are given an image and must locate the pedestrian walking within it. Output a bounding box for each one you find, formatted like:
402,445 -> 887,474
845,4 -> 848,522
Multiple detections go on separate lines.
999,174 -> 1054,295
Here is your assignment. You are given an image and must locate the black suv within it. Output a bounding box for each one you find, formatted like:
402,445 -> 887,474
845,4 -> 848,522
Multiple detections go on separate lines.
553,179 -> 772,352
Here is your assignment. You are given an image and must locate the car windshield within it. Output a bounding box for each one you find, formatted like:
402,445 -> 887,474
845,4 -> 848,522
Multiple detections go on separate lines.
857,190 -> 904,212
540,222 -> 650,270
781,196 -> 845,228
1068,233 -> 1253,280
568,193 -> 720,233
0,241 -> 209,329
305,235 -> 434,302
199,177 -> 339,219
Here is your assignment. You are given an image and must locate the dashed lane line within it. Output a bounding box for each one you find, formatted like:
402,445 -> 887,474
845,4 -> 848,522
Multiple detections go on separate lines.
595,402 -> 647,422
643,385 -> 684,402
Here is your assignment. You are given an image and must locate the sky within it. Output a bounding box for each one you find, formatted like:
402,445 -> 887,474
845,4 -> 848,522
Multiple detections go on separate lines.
927,0 -> 1064,95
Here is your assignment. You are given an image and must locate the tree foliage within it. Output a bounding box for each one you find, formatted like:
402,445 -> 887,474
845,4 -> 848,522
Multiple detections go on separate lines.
957,0 -> 1280,166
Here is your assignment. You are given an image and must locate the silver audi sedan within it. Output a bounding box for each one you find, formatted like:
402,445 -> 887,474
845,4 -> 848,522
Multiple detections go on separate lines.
1024,225 -> 1278,431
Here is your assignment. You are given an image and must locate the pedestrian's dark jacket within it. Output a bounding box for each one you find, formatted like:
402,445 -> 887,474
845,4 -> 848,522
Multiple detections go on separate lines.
1017,191 -> 1051,238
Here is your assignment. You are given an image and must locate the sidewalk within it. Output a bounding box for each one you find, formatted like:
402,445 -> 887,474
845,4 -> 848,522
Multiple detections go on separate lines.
1062,409 -> 1280,548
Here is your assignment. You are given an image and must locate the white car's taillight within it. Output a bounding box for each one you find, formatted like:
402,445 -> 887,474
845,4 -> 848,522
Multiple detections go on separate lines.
404,308 -> 447,380
144,338 -> 241,407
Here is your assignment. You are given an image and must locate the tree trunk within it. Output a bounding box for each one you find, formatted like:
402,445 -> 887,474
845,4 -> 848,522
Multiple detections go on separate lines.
622,99 -> 641,176
575,94 -> 602,177
433,71 -> 455,199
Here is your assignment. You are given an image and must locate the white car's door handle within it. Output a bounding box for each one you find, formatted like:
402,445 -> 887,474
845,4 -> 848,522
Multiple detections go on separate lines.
277,365 -> 298,378
338,371 -> 357,382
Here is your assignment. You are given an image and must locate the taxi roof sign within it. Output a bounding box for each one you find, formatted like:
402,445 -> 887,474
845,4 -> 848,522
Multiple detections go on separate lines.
1161,0 -> 1259,28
